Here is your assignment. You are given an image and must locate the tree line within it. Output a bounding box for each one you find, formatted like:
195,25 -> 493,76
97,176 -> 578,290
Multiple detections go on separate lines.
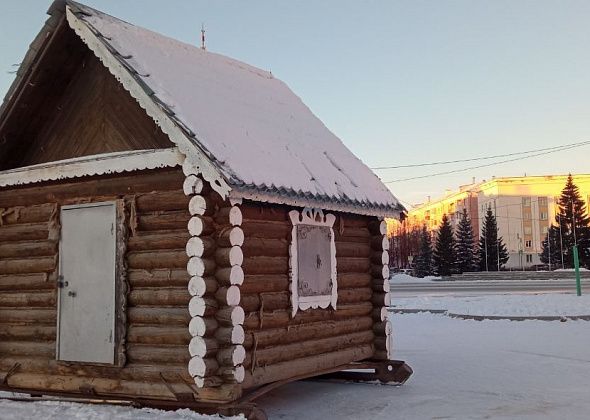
407,175 -> 589,277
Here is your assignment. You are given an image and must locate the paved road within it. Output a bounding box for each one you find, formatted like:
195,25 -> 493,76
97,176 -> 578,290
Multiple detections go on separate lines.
390,279 -> 590,297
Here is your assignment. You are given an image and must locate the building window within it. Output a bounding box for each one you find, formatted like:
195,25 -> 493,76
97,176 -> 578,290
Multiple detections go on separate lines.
526,254 -> 533,263
523,212 -> 531,220
538,197 -> 547,206
522,197 -> 531,206
524,227 -> 532,235
525,240 -> 532,248
539,212 -> 548,221
289,208 -> 337,316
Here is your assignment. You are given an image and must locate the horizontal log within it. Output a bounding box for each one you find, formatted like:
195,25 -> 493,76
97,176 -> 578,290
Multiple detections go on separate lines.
215,266 -> 244,286
188,276 -> 218,297
127,250 -> 188,270
335,241 -> 371,258
189,195 -> 215,216
188,356 -> 220,377
242,344 -> 374,388
371,235 -> 389,251
337,258 -> 371,273
337,272 -> 371,289
215,206 -> 243,226
240,274 -> 289,295
127,231 -> 190,252
243,316 -> 373,350
217,345 -> 246,366
189,316 -> 218,337
187,257 -> 216,277
0,223 -> 49,242
371,250 -> 389,265
0,256 -> 56,275
218,365 -> 245,384
368,219 -> 387,235
217,226 -> 244,248
0,169 -> 184,208
215,246 -> 244,267
241,292 -> 290,313
129,288 -> 190,307
186,236 -> 216,258
215,286 -> 241,306
242,256 -> 288,275
371,264 -> 389,279
0,291 -> 56,308
189,296 -> 218,317
215,326 -> 245,345
372,278 -> 390,293
340,216 -> 370,228
127,344 -> 190,364
374,336 -> 390,352
335,227 -> 371,241
128,307 -> 190,326
337,287 -> 372,304
241,220 -> 290,240
0,341 -> 55,357
137,211 -> 191,232
373,320 -> 393,337
240,204 -> 288,222
373,349 -> 389,361
373,306 -> 389,322
216,306 -> 245,326
0,308 -> 56,325
0,273 -> 54,291
188,216 -> 215,236
0,240 -> 57,259
135,190 -> 189,213
0,204 -> 55,225
245,330 -> 374,368
242,237 -> 288,258
189,336 -> 218,357
194,376 -> 223,388
127,326 -> 191,345
371,292 -> 390,307
0,325 -> 56,341
128,269 -> 189,288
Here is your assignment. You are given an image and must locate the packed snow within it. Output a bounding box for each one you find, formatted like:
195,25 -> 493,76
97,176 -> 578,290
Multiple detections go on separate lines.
390,273 -> 441,283
391,293 -> 590,318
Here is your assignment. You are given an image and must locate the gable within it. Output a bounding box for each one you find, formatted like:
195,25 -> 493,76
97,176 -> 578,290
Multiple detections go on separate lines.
0,22 -> 171,170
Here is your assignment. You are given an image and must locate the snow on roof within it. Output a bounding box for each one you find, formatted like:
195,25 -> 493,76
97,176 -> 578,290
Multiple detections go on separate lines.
11,1 -> 404,216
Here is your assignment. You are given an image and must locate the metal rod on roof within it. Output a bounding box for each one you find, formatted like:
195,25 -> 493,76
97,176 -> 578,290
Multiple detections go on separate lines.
201,23 -> 206,50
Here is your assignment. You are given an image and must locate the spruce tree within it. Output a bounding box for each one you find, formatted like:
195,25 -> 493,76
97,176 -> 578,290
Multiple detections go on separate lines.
553,175 -> 590,267
455,208 -> 477,273
433,214 -> 456,276
414,226 -> 433,277
540,225 -> 563,268
478,206 -> 509,271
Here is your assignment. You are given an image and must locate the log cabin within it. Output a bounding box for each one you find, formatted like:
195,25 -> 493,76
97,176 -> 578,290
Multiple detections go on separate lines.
0,0 -> 406,411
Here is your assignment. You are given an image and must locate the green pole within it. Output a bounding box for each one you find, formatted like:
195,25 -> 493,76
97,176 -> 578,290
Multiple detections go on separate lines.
573,245 -> 582,296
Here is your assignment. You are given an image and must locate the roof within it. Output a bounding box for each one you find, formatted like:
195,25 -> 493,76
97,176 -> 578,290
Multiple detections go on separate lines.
0,1 -> 404,217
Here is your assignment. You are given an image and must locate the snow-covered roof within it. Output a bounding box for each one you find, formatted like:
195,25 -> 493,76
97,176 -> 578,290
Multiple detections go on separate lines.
2,1 -> 404,217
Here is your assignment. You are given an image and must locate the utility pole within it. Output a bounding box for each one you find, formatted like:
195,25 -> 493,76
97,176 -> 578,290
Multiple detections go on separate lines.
200,23 -> 206,50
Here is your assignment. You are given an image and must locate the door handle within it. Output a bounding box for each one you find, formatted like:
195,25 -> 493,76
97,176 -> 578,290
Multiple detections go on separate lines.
67,291 -> 77,298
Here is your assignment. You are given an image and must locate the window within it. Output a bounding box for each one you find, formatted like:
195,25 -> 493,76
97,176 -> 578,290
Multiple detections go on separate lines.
524,226 -> 532,235
289,208 -> 337,315
523,212 -> 531,220
525,240 -> 532,248
538,197 -> 547,207
526,254 -> 533,263
539,212 -> 548,221
522,197 -> 531,206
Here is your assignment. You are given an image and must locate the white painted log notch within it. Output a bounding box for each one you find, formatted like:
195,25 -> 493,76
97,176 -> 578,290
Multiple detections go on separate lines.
188,216 -> 214,236
217,226 -> 244,247
189,336 -> 218,357
215,306 -> 245,326
187,257 -> 215,277
215,246 -> 243,267
373,306 -> 389,322
215,206 -> 243,227
216,345 -> 246,366
186,236 -> 216,258
218,365 -> 245,383
372,278 -> 390,293
372,292 -> 390,307
215,325 -> 245,345
188,296 -> 218,317
215,286 -> 241,307
183,174 -> 204,196
215,266 -> 244,286
189,316 -> 219,337
188,276 -> 217,297
189,195 -> 208,216
188,356 -> 219,377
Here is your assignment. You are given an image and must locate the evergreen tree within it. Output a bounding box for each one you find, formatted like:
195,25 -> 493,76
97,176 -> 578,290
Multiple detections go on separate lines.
540,225 -> 563,268
478,206 -> 509,271
455,208 -> 477,273
414,226 -> 433,277
552,175 -> 590,268
433,214 -> 456,276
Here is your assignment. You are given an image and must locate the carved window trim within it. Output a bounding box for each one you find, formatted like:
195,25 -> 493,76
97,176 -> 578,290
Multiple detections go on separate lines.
288,208 -> 337,316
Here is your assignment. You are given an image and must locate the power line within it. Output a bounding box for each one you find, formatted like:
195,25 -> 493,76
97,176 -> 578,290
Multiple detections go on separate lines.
372,140 -> 590,170
383,142 -> 590,184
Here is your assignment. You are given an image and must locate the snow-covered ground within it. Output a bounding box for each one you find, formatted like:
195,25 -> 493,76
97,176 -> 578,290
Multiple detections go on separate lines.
390,273 -> 441,283
391,293 -> 590,317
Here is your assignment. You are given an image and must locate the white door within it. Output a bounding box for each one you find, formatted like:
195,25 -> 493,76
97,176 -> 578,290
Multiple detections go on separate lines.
58,202 -> 116,364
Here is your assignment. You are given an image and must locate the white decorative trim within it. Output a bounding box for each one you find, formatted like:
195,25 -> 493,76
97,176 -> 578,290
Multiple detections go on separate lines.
288,208 -> 337,317
66,7 -> 231,199
0,148 -> 183,188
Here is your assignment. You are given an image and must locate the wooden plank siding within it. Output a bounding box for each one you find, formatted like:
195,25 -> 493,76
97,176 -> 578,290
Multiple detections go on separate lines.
238,202 -> 377,388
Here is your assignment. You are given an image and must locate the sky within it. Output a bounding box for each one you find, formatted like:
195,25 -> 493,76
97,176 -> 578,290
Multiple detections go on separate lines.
1,1 -> 590,208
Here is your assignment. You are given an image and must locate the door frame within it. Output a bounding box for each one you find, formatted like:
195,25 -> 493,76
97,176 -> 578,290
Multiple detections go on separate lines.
56,200 -> 128,367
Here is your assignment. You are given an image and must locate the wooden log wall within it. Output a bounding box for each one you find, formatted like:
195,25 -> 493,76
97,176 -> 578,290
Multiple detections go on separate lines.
0,168 -> 235,403
238,202 -> 377,389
